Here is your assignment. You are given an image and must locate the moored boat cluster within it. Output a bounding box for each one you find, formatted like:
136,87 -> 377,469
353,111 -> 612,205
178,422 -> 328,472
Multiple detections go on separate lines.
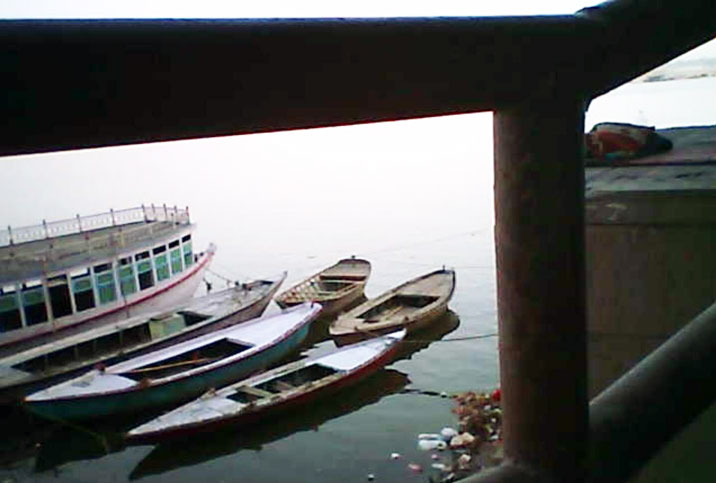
1,206 -> 459,445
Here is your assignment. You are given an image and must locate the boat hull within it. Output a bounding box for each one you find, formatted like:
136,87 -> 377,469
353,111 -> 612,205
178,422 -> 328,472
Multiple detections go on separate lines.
330,268 -> 456,344
332,301 -> 449,346
24,320 -> 312,421
126,334 -> 403,443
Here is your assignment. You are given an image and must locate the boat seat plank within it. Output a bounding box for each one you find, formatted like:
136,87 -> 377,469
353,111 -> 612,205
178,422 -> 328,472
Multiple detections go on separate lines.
237,385 -> 273,398
273,380 -> 294,391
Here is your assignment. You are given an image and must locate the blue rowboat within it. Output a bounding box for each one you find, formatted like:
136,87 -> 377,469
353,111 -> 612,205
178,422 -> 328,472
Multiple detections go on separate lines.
125,329 -> 406,443
0,273 -> 286,403
24,302 -> 321,421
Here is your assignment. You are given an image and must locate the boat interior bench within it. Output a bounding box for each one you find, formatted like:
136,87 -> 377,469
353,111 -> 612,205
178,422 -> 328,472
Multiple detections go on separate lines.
237,385 -> 274,398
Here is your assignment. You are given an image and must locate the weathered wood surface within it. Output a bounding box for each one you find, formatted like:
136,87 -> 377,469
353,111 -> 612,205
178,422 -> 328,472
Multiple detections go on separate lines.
330,268 -> 455,341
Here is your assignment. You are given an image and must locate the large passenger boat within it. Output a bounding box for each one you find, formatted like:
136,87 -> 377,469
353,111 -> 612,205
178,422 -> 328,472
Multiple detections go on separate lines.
0,205 -> 214,352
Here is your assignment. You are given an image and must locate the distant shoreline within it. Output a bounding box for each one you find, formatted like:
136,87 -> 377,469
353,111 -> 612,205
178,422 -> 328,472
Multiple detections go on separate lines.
636,72 -> 715,83
634,58 -> 716,84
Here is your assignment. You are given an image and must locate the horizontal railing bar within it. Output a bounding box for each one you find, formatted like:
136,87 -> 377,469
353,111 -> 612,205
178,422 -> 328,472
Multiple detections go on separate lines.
0,206 -> 189,248
3,0 -> 714,156
0,16 -> 591,155
578,0 -> 716,98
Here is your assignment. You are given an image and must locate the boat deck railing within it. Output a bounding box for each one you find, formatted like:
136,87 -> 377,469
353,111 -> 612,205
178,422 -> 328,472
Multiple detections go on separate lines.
0,205 -> 192,283
0,205 -> 189,249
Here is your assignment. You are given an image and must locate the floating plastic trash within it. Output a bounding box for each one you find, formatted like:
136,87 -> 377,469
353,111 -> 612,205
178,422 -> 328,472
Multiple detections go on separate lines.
440,427 -> 458,441
418,439 -> 447,451
407,463 -> 423,473
390,453 -> 401,460
418,433 -> 442,440
457,454 -> 472,470
449,432 -> 476,449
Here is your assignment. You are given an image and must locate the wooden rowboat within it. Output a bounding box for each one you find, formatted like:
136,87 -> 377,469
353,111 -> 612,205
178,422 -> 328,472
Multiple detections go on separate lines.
0,273 -> 286,403
125,329 -> 405,443
329,268 -> 455,344
24,302 -> 321,421
128,370 -> 410,478
274,258 -> 371,317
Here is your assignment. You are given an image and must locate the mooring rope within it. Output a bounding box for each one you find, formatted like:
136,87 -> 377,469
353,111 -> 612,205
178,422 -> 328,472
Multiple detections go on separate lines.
356,326 -> 497,343
125,357 -> 220,374
407,333 -> 498,343
206,267 -> 237,285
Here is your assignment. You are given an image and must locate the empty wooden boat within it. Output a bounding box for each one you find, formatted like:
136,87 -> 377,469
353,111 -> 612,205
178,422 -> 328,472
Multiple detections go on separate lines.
0,273 -> 286,403
125,329 -> 406,443
275,258 -> 371,317
128,370 -> 410,478
329,268 -> 455,344
24,302 -> 321,421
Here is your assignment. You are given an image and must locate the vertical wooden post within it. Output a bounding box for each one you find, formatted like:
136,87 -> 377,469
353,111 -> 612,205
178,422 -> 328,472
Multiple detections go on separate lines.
493,97 -> 587,481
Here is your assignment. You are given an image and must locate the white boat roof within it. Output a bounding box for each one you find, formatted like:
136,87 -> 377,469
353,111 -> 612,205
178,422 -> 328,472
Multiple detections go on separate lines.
50,373 -> 138,397
26,303 -> 320,401
316,331 -> 404,371
127,329 -> 405,438
224,328 -> 405,392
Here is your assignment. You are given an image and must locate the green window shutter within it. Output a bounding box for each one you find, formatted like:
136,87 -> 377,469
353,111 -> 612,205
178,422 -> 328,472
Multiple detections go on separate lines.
0,294 -> 18,313
72,276 -> 93,294
183,242 -> 193,267
170,249 -> 183,274
22,287 -> 45,307
95,272 -> 117,304
137,260 -> 152,274
155,254 -> 170,282
118,265 -> 137,296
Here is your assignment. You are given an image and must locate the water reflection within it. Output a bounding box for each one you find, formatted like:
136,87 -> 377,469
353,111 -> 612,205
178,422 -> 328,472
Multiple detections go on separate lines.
129,368 -> 410,479
0,407 -> 53,469
15,310 -> 460,478
128,311 -> 459,479
394,310 -> 461,363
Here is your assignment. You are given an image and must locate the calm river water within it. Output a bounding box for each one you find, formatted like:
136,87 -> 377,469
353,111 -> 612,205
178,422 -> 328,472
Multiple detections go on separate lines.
0,77 -> 712,482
